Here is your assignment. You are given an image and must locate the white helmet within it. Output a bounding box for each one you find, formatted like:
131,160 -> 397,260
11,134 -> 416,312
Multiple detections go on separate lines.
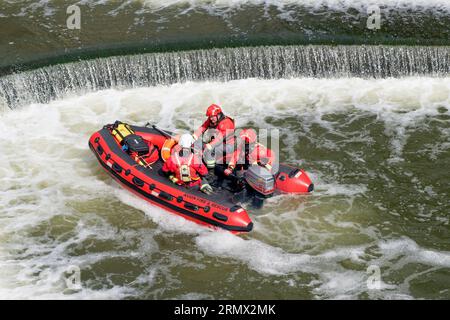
178,134 -> 195,149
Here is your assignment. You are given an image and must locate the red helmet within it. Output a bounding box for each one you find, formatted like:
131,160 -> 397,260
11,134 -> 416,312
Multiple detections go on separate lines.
206,104 -> 222,117
240,129 -> 257,144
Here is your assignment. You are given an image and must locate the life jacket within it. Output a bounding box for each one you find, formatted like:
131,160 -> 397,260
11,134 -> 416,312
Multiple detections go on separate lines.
221,116 -> 236,144
207,116 -> 235,146
209,113 -> 233,128
194,114 -> 235,146
173,152 -> 200,183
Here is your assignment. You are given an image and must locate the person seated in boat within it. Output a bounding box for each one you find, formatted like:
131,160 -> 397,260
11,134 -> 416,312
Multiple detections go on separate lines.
162,134 -> 214,195
192,104 -> 236,169
220,128 -> 276,178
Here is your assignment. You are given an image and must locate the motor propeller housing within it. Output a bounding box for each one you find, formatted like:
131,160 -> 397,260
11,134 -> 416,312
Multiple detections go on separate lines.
244,165 -> 275,196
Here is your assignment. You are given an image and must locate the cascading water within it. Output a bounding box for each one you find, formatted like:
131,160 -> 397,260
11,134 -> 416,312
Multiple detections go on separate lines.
1,45 -> 449,109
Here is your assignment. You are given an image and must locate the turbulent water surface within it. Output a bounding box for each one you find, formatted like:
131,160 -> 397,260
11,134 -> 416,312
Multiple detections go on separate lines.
0,77 -> 449,299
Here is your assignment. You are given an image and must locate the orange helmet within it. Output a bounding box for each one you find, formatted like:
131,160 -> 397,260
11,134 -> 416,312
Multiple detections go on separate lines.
240,129 -> 257,144
206,104 -> 222,117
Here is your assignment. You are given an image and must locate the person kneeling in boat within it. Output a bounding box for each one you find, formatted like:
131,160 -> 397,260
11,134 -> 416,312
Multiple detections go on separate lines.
221,128 -> 276,179
192,104 -> 235,169
162,134 -> 214,195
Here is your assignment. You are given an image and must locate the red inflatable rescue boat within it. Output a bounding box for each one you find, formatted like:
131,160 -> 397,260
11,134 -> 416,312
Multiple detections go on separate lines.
88,122 -> 313,233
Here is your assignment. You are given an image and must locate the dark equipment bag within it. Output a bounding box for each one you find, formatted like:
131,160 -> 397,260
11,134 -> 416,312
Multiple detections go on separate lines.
123,134 -> 150,156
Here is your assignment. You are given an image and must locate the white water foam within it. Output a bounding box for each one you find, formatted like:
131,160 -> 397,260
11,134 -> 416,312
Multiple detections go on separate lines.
378,238 -> 450,268
136,0 -> 450,13
115,189 -> 207,235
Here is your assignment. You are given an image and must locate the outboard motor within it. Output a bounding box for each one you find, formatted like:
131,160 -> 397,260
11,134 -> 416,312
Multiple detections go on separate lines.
244,166 -> 275,208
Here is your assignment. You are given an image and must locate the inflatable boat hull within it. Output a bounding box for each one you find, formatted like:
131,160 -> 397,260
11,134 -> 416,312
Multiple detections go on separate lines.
89,126 -> 253,233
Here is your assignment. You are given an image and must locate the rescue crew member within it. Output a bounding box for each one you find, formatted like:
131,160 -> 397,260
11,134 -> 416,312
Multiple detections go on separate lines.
192,104 -> 235,169
162,134 -> 213,195
224,128 -> 276,177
